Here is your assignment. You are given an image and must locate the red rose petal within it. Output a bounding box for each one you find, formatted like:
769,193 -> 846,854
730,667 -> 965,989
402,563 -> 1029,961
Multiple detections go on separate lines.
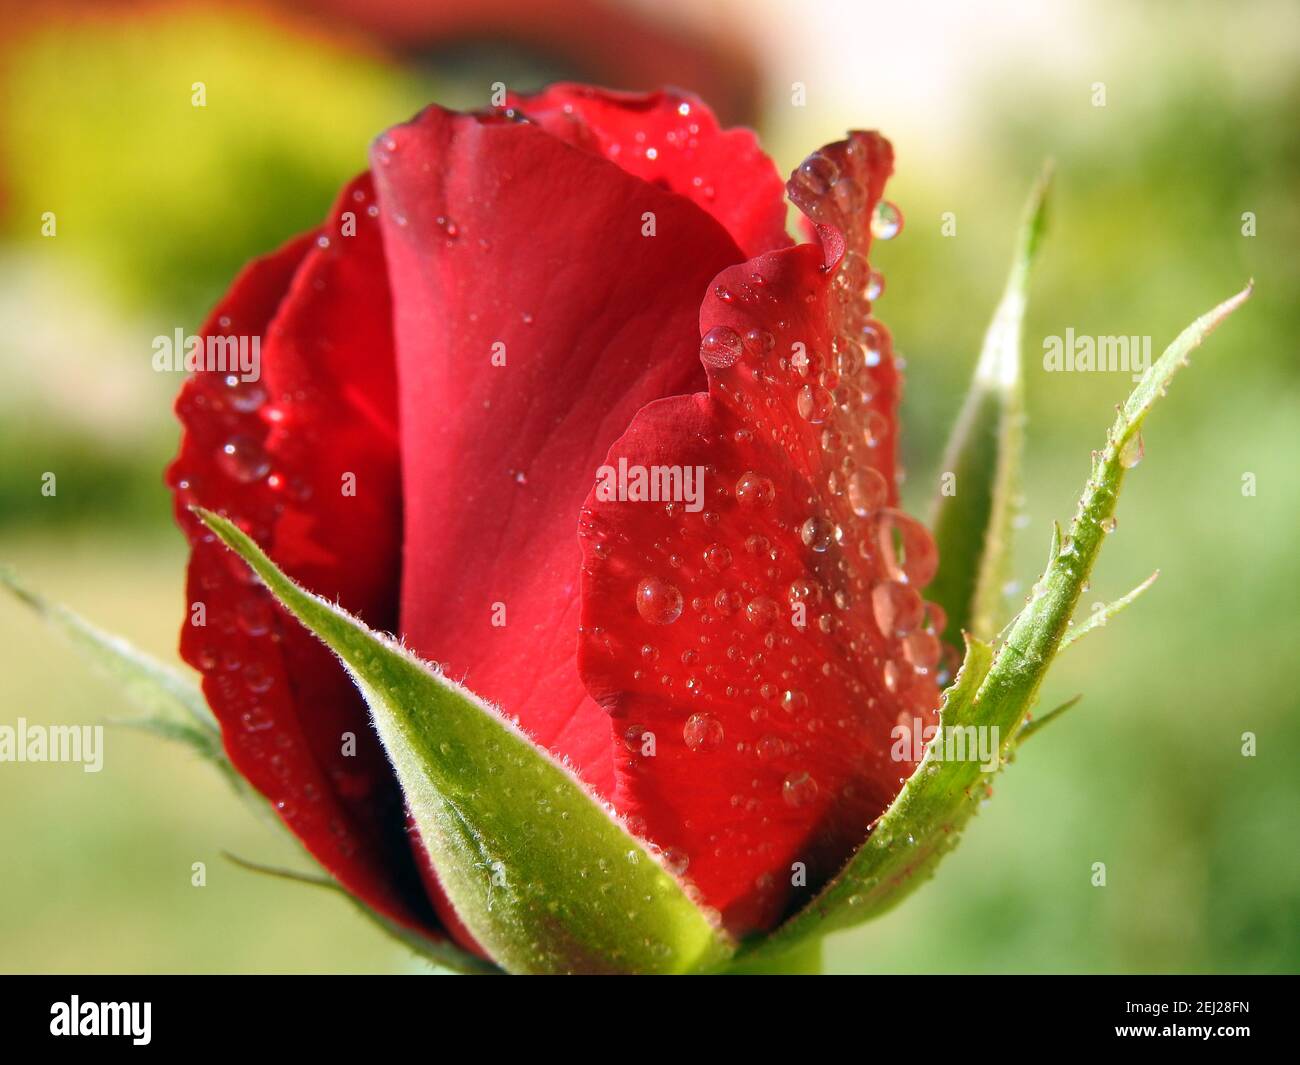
578,132 -> 944,934
509,84 -> 791,257
371,105 -> 748,798
167,174 -> 440,939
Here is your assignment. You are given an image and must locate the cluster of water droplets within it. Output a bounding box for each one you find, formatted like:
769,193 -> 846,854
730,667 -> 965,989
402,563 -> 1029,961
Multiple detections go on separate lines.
578,134 -> 947,902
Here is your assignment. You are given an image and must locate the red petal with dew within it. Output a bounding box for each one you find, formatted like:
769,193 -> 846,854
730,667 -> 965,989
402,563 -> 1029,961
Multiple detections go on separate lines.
371,104 -> 748,799
167,175 -> 441,939
578,132 -> 945,934
509,84 -> 791,257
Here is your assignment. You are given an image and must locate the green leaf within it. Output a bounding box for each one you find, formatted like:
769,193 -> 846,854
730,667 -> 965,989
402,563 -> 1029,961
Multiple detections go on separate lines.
1060,569 -> 1160,651
222,852 -> 499,975
1,564 -> 495,973
927,163 -> 1052,642
1,565 -> 217,735
1015,693 -> 1083,744
111,713 -> 228,772
747,281 -> 1252,965
0,564 -> 236,787
196,507 -> 734,975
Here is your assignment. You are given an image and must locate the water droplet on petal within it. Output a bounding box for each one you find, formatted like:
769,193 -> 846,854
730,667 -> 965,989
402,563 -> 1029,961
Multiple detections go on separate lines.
902,629 -> 942,671
848,468 -> 888,516
222,375 -> 266,413
743,328 -> 774,355
797,384 -> 834,423
683,713 -> 723,752
217,436 -> 270,483
735,471 -> 775,507
871,200 -> 903,240
700,326 -> 744,368
800,516 -> 834,552
792,153 -> 839,198
787,577 -> 823,605
635,578 -> 683,625
703,544 -> 732,572
663,848 -> 690,876
745,596 -> 779,629
871,580 -> 925,637
862,410 -> 887,448
883,660 -> 906,693
875,510 -> 939,586
782,771 -> 819,807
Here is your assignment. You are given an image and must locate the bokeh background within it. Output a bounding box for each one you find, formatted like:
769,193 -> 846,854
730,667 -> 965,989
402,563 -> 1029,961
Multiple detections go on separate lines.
1,0 -> 1296,974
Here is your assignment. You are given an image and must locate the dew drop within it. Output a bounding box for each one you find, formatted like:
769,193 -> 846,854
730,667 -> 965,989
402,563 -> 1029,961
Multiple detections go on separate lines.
859,322 -> 884,364
683,713 -> 724,752
745,596 -> 779,629
835,249 -> 869,295
831,177 -> 862,215
787,577 -> 823,605
883,660 -> 905,693
791,153 -> 839,198
875,509 -> 939,586
735,471 -> 775,507
703,543 -> 733,572
700,326 -> 744,368
222,375 -> 267,413
901,629 -> 942,671
782,771 -> 819,807
862,410 -> 887,448
242,662 -> 274,694
848,468 -> 888,516
236,597 -> 272,637
217,436 -> 271,483
797,384 -> 834,423
800,516 -> 834,553
871,200 -> 903,240
635,578 -> 683,625
743,328 -> 775,355
1100,516 -> 1118,534
871,580 -> 924,637
1119,432 -> 1144,469
663,848 -> 690,876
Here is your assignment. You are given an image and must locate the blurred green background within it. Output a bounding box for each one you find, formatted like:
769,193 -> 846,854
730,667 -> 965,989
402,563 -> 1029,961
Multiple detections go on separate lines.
1,0 -> 1296,973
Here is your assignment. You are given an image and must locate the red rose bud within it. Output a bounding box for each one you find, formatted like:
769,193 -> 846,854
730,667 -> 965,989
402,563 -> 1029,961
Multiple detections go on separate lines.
165,85 -> 1250,974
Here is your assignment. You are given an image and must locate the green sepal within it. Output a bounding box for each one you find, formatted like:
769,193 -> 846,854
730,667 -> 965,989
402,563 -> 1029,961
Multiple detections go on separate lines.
1,566 -> 216,734
927,163 -> 1052,643
197,508 -> 735,975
